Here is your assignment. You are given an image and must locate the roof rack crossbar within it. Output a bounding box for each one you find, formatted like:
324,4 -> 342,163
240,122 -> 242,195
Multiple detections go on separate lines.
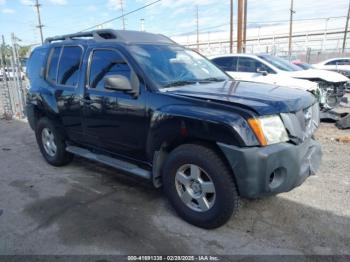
44,30 -> 117,44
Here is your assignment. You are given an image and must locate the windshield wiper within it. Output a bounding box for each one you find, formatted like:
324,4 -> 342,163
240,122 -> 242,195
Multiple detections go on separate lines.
162,80 -> 198,88
197,77 -> 227,82
162,78 -> 227,88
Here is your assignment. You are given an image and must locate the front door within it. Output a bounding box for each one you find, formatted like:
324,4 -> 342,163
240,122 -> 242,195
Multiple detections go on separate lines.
235,57 -> 276,84
82,48 -> 148,161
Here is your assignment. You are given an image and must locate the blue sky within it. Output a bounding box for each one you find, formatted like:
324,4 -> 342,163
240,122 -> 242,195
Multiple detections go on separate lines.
0,0 -> 348,45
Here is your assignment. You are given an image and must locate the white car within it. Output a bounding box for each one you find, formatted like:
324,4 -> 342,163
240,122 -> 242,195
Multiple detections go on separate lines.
210,54 -> 349,110
313,57 -> 350,78
0,68 -> 25,81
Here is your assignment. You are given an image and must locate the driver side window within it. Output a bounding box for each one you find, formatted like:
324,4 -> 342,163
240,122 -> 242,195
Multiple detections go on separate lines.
89,49 -> 132,90
237,57 -> 274,73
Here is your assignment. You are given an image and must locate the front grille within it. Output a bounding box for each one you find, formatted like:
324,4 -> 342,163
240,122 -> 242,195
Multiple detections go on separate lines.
280,103 -> 320,144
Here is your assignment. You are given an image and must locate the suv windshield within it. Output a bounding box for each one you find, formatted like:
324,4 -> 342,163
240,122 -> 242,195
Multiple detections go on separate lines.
129,44 -> 229,88
258,55 -> 302,72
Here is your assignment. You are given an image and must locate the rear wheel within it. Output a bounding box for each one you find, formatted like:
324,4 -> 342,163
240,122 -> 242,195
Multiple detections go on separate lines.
35,117 -> 73,166
163,144 -> 240,229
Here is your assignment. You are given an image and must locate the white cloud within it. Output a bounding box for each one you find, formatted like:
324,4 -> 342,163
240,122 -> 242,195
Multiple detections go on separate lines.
20,0 -> 33,5
2,8 -> 15,13
137,0 -> 216,8
48,0 -> 67,5
107,0 -> 122,10
0,0 -> 5,5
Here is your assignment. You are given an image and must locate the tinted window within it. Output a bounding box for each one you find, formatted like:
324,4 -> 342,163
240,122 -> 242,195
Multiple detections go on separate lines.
238,57 -> 273,73
89,49 -> 132,90
212,57 -> 237,71
47,47 -> 61,83
27,48 -> 47,80
326,59 -> 350,65
258,55 -> 302,71
57,46 -> 82,86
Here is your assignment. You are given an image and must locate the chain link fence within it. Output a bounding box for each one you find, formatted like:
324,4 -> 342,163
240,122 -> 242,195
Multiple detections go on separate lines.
0,35 -> 27,120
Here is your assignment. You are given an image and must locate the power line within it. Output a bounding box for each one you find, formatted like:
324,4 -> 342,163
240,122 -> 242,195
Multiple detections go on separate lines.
171,15 -> 347,38
250,15 -> 346,25
79,0 -> 162,32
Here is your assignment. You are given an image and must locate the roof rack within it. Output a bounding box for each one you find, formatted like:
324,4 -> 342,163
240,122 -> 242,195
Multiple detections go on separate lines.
44,29 -> 118,44
44,29 -> 177,45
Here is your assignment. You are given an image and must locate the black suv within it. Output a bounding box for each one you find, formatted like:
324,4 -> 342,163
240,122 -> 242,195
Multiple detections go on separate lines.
26,29 -> 322,228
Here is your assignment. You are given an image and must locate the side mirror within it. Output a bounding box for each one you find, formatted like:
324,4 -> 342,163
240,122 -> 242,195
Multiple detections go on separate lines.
104,75 -> 133,92
257,68 -> 268,76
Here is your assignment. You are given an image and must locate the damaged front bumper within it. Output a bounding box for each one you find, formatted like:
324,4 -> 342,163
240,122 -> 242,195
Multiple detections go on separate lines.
218,138 -> 322,198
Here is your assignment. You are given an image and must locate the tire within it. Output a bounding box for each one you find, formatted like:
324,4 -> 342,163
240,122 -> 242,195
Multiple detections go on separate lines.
35,117 -> 73,166
162,144 -> 240,229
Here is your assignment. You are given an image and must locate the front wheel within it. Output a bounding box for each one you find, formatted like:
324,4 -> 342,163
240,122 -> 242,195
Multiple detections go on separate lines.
162,144 -> 240,229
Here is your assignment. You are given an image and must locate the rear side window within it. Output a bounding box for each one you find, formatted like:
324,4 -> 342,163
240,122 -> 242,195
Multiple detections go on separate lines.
27,48 -> 47,80
57,46 -> 83,86
326,59 -> 350,65
89,49 -> 132,90
212,57 -> 237,71
46,47 -> 61,83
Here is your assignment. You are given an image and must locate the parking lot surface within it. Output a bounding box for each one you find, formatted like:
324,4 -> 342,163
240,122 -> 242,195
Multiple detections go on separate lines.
0,112 -> 349,255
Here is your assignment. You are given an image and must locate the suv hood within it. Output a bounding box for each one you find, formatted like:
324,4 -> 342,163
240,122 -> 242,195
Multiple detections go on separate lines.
285,69 -> 348,83
161,80 -> 315,115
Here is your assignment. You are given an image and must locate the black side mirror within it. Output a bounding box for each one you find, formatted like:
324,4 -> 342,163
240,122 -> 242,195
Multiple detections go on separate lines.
105,75 -> 133,92
257,68 -> 268,76
104,71 -> 140,97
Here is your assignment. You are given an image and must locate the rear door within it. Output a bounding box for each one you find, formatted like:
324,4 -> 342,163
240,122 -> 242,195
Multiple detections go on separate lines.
46,45 -> 84,143
82,48 -> 148,161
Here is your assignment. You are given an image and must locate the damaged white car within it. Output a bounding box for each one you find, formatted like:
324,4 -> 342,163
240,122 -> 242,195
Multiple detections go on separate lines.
211,54 -> 348,110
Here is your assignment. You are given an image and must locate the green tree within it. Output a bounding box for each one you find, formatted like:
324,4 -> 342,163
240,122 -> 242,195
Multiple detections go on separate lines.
18,45 -> 31,58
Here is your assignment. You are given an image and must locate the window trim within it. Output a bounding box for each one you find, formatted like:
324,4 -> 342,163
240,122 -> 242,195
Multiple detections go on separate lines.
86,47 -> 137,91
46,44 -> 84,88
45,46 -> 62,85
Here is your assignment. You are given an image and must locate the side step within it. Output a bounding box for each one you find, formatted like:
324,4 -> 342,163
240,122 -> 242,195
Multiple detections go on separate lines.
66,146 -> 151,180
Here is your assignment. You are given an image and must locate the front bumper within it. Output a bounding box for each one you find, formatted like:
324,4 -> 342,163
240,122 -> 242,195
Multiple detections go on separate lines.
218,138 -> 322,198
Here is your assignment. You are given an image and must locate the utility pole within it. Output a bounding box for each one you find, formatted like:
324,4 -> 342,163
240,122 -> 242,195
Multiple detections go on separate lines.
229,0 -> 233,53
196,5 -> 199,51
243,0 -> 247,53
342,0 -> 350,53
237,0 -> 244,53
140,18 -> 145,31
34,0 -> 44,44
120,0 -> 126,30
288,0 -> 295,59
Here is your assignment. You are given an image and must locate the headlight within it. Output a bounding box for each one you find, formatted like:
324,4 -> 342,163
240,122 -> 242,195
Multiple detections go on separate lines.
248,115 -> 289,146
